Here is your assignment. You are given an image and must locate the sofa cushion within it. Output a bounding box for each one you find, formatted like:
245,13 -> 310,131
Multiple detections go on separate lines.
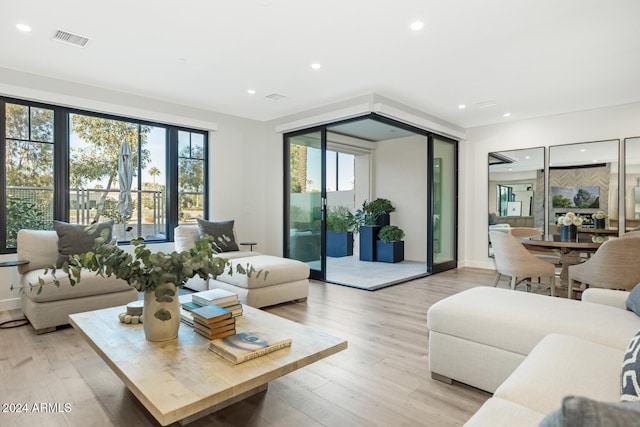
626,284 -> 640,316
622,331 -> 640,401
494,333 -> 624,415
54,220 -> 114,267
216,255 -> 309,289
197,219 -> 239,252
540,396 -> 640,427
464,397 -> 545,427
427,287 -> 640,355
16,229 -> 59,274
21,268 -> 133,303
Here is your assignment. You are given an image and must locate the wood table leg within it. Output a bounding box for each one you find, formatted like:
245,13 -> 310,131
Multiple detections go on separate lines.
178,383 -> 268,425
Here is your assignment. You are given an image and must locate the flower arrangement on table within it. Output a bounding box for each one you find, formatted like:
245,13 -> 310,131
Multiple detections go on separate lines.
592,211 -> 608,220
557,212 -> 584,227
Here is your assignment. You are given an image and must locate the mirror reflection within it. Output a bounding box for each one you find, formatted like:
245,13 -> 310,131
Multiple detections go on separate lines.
548,140 -> 619,235
625,137 -> 640,230
488,147 -> 545,255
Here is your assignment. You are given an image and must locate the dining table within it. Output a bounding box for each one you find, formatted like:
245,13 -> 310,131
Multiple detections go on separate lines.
519,234 -> 608,289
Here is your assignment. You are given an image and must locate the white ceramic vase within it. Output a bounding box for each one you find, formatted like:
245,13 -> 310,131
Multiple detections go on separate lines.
142,284 -> 180,341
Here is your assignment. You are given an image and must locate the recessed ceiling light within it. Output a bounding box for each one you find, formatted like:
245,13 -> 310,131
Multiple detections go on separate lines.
310,63 -> 321,70
525,156 -> 531,159
503,112 -> 511,117
410,21 -> 424,31
580,148 -> 587,152
247,89 -> 256,95
16,24 -> 31,32
458,104 -> 466,109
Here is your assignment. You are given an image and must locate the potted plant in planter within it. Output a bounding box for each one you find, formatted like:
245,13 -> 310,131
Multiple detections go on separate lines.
326,206 -> 355,257
42,230 -> 263,341
376,225 -> 405,263
354,201 -> 381,261
365,198 -> 396,227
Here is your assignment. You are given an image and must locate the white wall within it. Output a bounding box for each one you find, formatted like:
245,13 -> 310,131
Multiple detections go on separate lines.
373,135 -> 427,262
0,69 -> 277,311
462,102 -> 640,270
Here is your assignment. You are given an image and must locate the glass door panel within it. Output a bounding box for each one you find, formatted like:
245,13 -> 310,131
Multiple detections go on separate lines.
430,136 -> 457,272
286,131 -> 324,279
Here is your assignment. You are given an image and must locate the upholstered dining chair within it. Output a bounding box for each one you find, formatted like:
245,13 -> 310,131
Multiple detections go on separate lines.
508,227 -> 561,265
489,231 -> 556,296
568,236 -> 640,299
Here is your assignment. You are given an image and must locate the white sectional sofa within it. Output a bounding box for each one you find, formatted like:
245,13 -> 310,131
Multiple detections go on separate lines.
17,229 -> 138,334
427,286 -> 640,426
174,225 -> 310,308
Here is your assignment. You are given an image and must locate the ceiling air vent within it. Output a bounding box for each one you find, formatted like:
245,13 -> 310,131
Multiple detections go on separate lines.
265,93 -> 287,101
52,30 -> 90,48
476,100 -> 497,108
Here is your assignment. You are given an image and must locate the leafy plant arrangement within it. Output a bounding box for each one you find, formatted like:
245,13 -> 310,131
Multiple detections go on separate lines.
326,206 -> 355,232
365,198 -> 396,218
15,229 -> 266,321
378,225 -> 405,243
353,198 -> 396,233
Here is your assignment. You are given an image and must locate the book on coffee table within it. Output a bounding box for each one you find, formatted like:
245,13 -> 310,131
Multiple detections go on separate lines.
191,304 -> 232,324
192,288 -> 239,308
208,331 -> 292,364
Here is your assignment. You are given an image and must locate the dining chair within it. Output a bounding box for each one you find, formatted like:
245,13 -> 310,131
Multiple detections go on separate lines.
508,227 -> 562,266
568,236 -> 640,299
489,231 -> 556,296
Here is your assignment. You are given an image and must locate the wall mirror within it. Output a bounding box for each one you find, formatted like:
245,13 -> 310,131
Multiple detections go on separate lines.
548,139 -> 619,234
625,137 -> 640,231
488,147 -> 545,255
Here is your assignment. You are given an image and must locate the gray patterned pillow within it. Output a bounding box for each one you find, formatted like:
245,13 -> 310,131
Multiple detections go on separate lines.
622,330 -> 640,401
626,284 -> 640,317
196,219 -> 239,252
540,396 -> 640,427
54,220 -> 114,267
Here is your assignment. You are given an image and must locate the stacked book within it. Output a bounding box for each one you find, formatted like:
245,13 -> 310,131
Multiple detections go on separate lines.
191,288 -> 243,318
191,305 -> 236,340
209,330 -> 292,364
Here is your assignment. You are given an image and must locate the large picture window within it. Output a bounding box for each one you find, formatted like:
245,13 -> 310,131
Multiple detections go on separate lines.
1,97 -> 208,252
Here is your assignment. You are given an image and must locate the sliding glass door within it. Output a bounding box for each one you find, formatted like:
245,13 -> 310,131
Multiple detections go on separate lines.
284,129 -> 325,280
429,136 -> 457,273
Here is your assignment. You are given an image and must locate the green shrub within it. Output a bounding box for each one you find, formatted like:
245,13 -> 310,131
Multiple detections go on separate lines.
326,206 -> 354,232
378,225 -> 405,243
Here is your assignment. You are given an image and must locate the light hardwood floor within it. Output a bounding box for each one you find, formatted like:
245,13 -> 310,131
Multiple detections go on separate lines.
0,267 -> 498,427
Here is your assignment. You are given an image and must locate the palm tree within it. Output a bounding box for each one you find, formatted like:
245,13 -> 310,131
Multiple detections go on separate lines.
149,167 -> 160,187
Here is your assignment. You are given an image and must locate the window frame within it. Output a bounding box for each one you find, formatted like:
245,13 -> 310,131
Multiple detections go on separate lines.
1,96 -> 208,253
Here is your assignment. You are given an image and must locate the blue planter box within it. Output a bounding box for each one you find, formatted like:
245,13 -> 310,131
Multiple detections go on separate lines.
376,240 -> 404,263
327,231 -> 353,257
359,225 -> 381,261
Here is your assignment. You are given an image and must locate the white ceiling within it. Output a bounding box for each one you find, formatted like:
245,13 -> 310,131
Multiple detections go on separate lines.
2,0 -> 640,128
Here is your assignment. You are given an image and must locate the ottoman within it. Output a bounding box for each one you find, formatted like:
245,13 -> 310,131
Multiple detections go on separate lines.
211,255 -> 310,308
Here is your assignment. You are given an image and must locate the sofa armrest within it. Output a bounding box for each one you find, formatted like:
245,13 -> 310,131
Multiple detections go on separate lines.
581,288 -> 630,310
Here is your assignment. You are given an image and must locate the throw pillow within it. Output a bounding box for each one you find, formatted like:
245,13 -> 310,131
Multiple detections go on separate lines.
488,212 -> 498,225
626,283 -> 640,317
622,330 -> 640,401
539,396 -> 640,427
54,220 -> 114,267
196,218 -> 239,252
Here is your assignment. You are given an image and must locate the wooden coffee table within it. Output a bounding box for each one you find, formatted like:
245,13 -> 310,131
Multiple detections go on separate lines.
69,304 -> 347,426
